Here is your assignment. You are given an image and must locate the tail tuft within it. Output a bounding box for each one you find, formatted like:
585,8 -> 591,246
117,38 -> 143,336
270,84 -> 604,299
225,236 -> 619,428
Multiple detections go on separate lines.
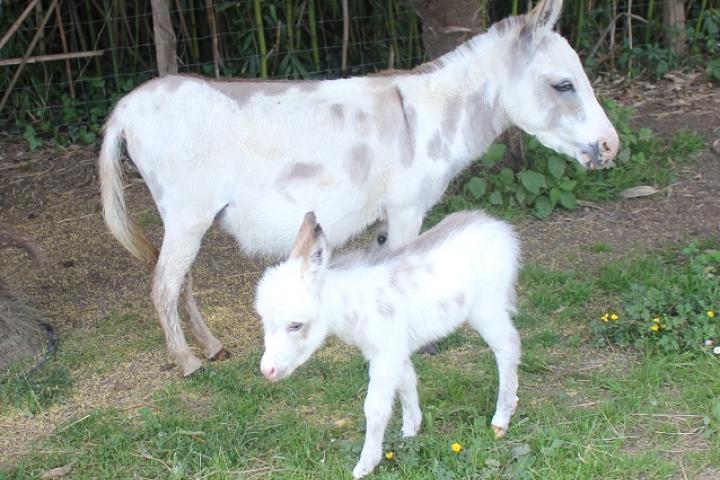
98,119 -> 159,267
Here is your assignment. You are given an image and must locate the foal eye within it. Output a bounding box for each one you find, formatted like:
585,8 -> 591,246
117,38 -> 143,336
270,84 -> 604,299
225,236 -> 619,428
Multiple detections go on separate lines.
552,81 -> 575,93
287,322 -> 304,332
376,234 -> 387,245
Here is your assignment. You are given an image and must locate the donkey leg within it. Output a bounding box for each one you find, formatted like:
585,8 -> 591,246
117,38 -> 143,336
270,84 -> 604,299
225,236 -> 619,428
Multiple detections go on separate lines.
353,357 -> 401,479
469,307 -> 521,438
398,359 -> 422,437
152,228 -> 207,377
384,205 -> 423,250
180,272 -> 229,361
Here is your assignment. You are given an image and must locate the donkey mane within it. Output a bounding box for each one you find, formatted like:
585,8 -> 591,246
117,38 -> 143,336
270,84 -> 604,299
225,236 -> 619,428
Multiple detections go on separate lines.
410,16 -> 525,75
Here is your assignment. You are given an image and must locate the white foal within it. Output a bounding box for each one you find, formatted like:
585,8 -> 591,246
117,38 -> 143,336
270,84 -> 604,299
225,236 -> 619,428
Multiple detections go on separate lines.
256,211 -> 521,478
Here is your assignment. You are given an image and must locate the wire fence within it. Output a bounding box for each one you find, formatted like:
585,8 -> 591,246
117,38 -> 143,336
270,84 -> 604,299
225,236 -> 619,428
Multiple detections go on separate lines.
0,0 -> 717,145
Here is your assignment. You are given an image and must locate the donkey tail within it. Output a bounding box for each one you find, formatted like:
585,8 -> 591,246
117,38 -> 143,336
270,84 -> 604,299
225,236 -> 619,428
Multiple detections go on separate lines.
98,117 -> 159,267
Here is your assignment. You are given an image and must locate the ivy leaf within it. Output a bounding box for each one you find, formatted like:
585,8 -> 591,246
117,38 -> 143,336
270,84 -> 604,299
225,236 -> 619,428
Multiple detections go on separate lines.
533,195 -> 553,219
481,143 -> 507,167
547,156 -> 566,179
518,170 -> 546,195
489,191 -> 503,205
498,167 -> 515,186
559,191 -> 577,210
558,178 -> 578,192
466,177 -> 487,199
549,187 -> 562,207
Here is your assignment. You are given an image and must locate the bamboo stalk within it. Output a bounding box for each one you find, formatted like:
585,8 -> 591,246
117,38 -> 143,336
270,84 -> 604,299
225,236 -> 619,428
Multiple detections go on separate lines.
0,0 -> 61,112
285,0 -> 294,52
54,3 -> 76,98
511,0 -> 519,16
174,0 -> 194,63
575,0 -> 585,49
341,0 -> 349,72
644,0 -> 656,44
406,10 -> 415,68
83,0 -> 102,74
308,0 -> 320,71
188,0 -> 201,64
695,0 -> 708,35
253,0 -> 268,78
386,0 -> 399,71
0,0 -> 42,51
0,50 -> 105,67
205,0 -> 220,78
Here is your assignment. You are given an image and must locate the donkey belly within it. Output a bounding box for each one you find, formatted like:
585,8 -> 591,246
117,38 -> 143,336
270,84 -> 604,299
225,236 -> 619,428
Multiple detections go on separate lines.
220,177 -> 384,258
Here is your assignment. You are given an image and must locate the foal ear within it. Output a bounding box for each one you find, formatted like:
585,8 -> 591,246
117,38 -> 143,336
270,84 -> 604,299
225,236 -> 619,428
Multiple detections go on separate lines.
523,0 -> 563,48
290,212 -> 330,272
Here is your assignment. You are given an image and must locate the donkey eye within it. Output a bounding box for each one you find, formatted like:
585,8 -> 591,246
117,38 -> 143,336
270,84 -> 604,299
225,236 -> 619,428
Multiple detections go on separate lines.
376,234 -> 387,245
287,322 -> 304,332
553,81 -> 575,93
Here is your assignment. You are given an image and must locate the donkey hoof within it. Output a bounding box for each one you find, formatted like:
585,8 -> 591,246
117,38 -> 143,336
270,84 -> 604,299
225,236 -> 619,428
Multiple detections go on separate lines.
210,348 -> 231,362
491,425 -> 507,439
181,356 -> 205,378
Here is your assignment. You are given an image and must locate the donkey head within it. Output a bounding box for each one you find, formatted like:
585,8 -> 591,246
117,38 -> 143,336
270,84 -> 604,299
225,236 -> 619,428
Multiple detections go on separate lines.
257,212 -> 331,381
502,0 -> 619,168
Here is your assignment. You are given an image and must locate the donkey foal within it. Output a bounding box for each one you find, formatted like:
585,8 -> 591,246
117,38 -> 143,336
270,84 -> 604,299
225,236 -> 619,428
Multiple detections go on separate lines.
256,211 -> 521,478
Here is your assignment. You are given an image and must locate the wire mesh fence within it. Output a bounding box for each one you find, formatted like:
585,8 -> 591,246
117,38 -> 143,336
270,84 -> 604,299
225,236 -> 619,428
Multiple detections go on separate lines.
0,0 -> 717,145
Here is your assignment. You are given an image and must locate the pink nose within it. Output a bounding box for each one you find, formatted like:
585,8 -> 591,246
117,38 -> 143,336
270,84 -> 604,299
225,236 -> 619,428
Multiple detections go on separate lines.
261,365 -> 277,380
600,131 -> 620,161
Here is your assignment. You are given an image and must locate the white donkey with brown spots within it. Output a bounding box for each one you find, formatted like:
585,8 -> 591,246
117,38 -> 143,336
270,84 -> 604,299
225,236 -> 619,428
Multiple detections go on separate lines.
99,0 -> 617,376
256,211 -> 520,478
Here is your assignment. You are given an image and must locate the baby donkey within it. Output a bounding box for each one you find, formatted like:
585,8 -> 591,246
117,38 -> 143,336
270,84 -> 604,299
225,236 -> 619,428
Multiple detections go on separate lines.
256,211 -> 521,478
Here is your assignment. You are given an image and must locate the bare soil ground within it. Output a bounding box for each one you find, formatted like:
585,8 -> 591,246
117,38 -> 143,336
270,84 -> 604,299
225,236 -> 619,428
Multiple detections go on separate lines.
0,73 -> 718,466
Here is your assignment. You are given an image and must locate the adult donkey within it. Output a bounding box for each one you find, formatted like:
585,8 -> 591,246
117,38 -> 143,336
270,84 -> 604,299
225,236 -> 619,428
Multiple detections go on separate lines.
99,0 -> 618,376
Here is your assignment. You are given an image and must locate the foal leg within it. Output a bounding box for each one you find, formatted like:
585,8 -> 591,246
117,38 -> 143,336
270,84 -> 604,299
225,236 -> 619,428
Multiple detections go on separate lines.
468,306 -> 521,438
152,224 -> 209,377
180,273 -> 229,361
398,359 -> 422,437
353,357 -> 401,479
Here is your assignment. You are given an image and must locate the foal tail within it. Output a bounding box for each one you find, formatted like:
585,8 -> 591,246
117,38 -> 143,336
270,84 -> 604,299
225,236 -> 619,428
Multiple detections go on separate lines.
98,118 -> 159,267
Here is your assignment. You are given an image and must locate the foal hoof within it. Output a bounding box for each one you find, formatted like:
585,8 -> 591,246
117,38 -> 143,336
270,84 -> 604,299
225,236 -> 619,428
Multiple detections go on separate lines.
210,348 -> 231,362
492,425 -> 507,439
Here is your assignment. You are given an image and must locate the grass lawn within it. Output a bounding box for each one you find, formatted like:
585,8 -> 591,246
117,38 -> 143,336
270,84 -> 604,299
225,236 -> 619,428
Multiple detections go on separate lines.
2,243 -> 718,480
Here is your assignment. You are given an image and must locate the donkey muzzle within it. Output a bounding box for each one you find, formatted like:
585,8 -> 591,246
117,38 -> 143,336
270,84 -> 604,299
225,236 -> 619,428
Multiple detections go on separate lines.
581,133 -> 619,169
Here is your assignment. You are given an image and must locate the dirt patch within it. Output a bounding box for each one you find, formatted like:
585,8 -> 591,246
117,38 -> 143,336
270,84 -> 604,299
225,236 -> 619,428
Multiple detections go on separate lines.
0,75 -> 718,465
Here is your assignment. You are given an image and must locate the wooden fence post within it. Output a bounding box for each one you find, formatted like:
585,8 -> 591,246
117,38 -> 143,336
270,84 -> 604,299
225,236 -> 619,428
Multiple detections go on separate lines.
663,0 -> 687,56
151,0 -> 178,76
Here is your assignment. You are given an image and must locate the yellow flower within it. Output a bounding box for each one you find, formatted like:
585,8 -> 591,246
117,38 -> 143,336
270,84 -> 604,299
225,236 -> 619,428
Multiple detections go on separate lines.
650,323 -> 660,332
601,313 -> 609,323
610,313 -> 619,321
451,442 -> 462,453
385,451 -> 395,460
708,310 -> 716,318
652,317 -> 661,323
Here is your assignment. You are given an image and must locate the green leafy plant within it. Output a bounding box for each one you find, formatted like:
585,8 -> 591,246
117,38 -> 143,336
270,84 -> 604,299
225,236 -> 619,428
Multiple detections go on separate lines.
594,244 -> 720,353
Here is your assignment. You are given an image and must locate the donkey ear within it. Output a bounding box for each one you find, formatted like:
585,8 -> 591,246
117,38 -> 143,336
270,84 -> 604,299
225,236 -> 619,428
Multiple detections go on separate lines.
306,223 -> 329,271
523,0 -> 563,47
290,211 -> 330,272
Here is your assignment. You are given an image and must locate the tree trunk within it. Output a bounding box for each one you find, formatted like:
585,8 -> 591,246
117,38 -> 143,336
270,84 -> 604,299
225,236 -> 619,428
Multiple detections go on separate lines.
415,0 -> 490,59
663,0 -> 686,56
151,0 -> 177,76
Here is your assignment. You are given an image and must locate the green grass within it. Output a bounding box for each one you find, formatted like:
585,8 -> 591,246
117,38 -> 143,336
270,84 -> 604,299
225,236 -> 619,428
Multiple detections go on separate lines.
2,250 -> 719,479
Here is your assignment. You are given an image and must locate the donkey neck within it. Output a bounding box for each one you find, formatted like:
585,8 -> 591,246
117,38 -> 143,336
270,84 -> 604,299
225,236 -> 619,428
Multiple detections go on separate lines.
315,265 -> 387,346
397,24 -> 516,169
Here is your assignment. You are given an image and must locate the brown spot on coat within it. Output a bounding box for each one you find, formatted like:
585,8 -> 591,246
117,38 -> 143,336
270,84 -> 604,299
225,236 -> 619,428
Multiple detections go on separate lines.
427,131 -> 443,161
330,104 -> 345,124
